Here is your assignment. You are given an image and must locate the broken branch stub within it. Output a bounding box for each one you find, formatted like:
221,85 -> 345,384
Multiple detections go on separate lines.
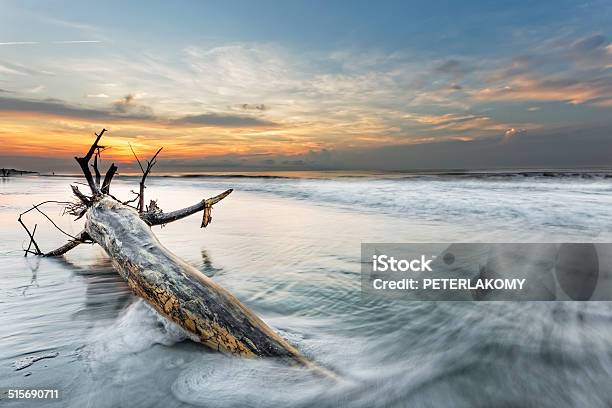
75,128 -> 106,195
101,163 -> 117,194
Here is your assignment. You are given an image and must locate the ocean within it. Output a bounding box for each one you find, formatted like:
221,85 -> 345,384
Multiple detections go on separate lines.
2,172 -> 612,407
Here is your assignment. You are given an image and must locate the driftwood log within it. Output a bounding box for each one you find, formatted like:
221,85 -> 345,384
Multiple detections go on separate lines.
20,130 -> 334,378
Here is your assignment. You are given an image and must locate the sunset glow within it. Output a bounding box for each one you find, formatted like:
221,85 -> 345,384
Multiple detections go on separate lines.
1,1 -> 611,171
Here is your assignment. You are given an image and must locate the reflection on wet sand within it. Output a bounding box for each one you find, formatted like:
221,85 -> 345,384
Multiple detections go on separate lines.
57,255 -> 133,322
200,248 -> 224,278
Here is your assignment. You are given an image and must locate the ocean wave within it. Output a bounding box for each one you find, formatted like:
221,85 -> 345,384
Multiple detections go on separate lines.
175,175 -> 612,239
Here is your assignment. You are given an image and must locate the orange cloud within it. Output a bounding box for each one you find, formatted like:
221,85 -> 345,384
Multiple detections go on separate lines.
471,75 -> 610,105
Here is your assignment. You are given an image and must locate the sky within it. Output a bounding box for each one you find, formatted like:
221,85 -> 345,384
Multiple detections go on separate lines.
0,0 -> 611,172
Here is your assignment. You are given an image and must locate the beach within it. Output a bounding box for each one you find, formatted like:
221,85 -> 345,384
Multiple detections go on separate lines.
2,172 -> 612,407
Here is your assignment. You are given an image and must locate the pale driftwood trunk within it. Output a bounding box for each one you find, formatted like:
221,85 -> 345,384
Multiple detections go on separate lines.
86,196 -> 329,373
21,130 -> 336,379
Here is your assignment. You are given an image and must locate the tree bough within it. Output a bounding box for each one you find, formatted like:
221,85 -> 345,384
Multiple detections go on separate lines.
20,130 -> 336,379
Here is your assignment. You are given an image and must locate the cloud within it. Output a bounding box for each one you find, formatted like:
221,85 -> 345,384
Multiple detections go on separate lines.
239,103 -> 268,111
52,40 -> 102,44
0,95 -> 134,121
0,41 -> 40,46
403,112 -> 525,134
571,34 -> 608,53
141,124 -> 612,172
471,75 -> 612,105
471,34 -> 612,106
111,93 -> 154,118
1,32 -> 610,158
311,125 -> 612,171
0,60 -> 54,76
172,113 -> 277,128
0,40 -> 101,46
112,93 -> 135,111
40,16 -> 100,33
502,127 -> 527,143
0,95 -> 279,130
0,62 -> 32,76
435,59 -> 470,78
23,85 -> 45,94
591,98 -> 612,108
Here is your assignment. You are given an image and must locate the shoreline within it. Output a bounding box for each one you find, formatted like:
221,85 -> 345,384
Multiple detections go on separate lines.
28,167 -> 612,180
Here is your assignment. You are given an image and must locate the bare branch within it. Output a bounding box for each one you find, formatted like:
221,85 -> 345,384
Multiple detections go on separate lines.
43,231 -> 92,257
25,224 -> 38,255
18,216 -> 41,256
101,163 -> 118,194
138,147 -> 163,213
65,203 -> 87,220
75,129 -> 107,194
17,199 -> 91,256
129,143 -> 144,173
145,189 -> 232,226
18,200 -> 82,237
71,185 -> 91,205
73,209 -> 88,221
122,190 -> 140,206
18,201 -> 89,256
29,204 -> 79,240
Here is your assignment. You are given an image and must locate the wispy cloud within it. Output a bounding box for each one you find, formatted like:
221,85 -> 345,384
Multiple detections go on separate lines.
1,30 -> 610,162
0,40 -> 101,46
470,76 -> 612,104
52,40 -> 102,44
469,33 -> 612,106
0,61 -> 41,76
0,41 -> 39,46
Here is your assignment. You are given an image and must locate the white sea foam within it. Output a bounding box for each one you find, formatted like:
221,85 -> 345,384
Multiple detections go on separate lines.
185,175 -> 612,240
86,300 -> 188,362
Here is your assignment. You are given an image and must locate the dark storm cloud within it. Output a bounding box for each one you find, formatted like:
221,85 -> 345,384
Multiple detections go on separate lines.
171,113 -> 277,128
0,95 -> 276,127
0,95 -> 154,121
